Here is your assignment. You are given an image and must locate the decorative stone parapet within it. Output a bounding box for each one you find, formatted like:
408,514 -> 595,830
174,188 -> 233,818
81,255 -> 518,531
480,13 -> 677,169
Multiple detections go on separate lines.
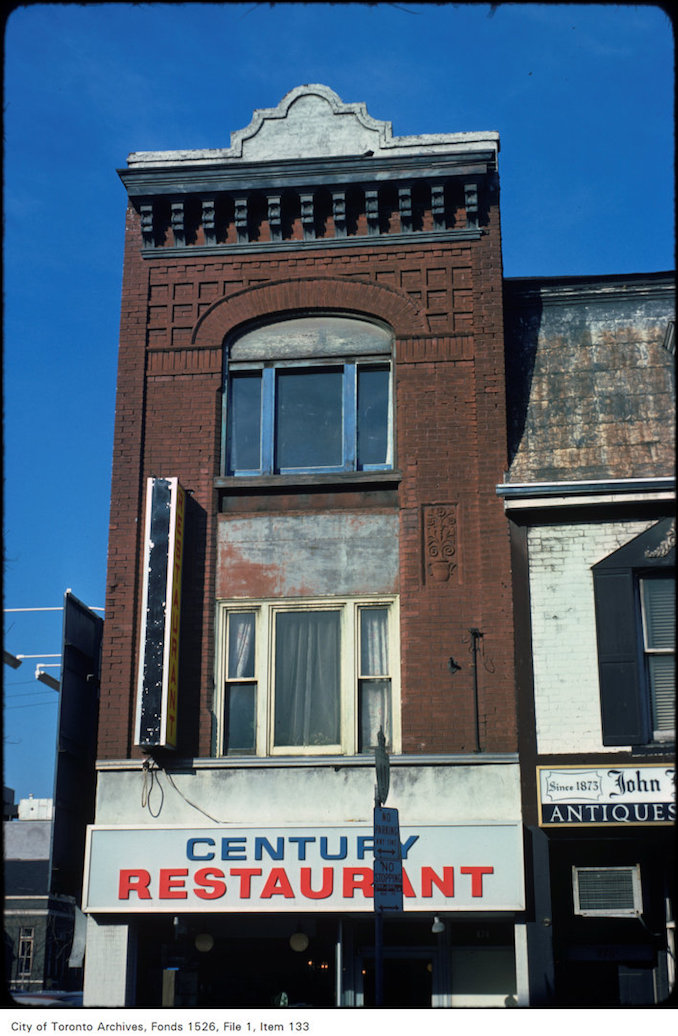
119,85 -> 498,254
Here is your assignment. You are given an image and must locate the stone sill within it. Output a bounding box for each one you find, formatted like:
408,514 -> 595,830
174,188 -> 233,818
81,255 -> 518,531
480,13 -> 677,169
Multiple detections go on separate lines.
96,753 -> 519,772
215,470 -> 402,491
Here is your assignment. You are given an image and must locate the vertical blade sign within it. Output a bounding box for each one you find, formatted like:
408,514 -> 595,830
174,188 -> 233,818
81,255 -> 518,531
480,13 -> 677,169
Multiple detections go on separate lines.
135,477 -> 186,749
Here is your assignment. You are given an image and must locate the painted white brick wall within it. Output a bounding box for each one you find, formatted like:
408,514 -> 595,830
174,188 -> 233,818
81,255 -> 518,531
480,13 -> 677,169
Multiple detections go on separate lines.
83,916 -> 136,1006
528,519 -> 655,754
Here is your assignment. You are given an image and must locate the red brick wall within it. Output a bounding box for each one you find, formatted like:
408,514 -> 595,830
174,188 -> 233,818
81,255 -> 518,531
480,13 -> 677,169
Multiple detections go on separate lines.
397,212 -> 516,753
98,198 -> 517,758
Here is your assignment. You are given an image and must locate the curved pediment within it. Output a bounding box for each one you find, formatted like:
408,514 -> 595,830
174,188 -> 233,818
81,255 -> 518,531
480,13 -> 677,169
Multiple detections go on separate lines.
126,84 -> 498,167
230,84 -> 390,160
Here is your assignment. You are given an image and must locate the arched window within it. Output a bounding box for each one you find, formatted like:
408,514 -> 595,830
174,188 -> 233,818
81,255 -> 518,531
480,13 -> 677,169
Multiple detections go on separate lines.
223,314 -> 394,476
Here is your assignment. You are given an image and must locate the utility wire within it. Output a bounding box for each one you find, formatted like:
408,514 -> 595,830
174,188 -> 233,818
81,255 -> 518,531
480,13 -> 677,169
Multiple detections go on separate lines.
162,767 -> 225,823
5,700 -> 59,710
141,759 -> 225,824
6,689 -> 63,698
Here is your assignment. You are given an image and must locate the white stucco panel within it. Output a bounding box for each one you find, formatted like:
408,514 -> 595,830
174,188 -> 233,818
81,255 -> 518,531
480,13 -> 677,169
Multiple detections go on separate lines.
95,762 -> 521,827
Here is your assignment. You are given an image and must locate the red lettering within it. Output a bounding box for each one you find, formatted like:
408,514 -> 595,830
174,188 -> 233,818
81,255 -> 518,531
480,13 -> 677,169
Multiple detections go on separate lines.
402,866 -> 416,897
230,868 -> 262,898
342,868 -> 374,899
159,868 -> 188,899
460,866 -> 494,897
421,866 -> 454,898
299,867 -> 334,899
261,867 -> 295,898
173,501 -> 184,564
194,868 -> 227,900
118,869 -> 151,900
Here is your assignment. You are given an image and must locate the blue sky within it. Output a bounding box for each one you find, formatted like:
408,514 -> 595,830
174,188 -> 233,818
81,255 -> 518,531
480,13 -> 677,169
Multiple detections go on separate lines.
3,2 -> 674,802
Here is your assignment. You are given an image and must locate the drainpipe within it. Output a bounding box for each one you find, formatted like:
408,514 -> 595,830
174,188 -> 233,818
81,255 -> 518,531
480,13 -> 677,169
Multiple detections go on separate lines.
469,629 -> 483,752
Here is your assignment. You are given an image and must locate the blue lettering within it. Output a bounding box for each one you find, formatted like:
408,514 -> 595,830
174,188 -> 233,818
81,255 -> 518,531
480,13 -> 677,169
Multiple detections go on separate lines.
289,836 -> 315,860
188,831 -> 424,863
187,837 -> 215,861
357,836 -> 374,859
221,837 -> 247,860
400,835 -> 419,860
320,836 -> 347,860
255,837 -> 284,860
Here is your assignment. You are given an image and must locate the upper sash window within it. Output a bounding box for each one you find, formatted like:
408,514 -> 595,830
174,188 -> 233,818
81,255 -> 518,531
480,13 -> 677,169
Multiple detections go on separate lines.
224,315 -> 394,476
218,596 -> 400,757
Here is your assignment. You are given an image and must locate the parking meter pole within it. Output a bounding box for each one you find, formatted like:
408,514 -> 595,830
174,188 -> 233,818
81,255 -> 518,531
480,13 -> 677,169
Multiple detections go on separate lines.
375,908 -> 384,1007
373,727 -> 390,1007
374,781 -> 383,1006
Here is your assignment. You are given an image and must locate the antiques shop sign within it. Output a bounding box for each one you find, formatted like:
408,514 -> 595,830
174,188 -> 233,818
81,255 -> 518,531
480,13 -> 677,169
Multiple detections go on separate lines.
538,764 -> 675,827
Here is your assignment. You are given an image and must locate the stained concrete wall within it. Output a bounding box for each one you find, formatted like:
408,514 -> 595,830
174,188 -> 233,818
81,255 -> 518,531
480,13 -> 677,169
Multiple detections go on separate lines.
94,760 -> 521,826
217,511 -> 398,599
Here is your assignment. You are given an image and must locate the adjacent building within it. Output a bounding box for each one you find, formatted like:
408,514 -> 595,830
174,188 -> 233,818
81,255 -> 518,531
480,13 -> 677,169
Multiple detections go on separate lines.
502,274 -> 675,1005
4,797 -> 75,993
4,593 -> 102,999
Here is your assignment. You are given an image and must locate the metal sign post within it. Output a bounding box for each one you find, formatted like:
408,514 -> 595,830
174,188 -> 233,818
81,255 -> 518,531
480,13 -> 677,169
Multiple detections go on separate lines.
372,728 -> 402,1005
373,807 -> 404,913
375,727 -> 390,807
375,900 -> 384,1007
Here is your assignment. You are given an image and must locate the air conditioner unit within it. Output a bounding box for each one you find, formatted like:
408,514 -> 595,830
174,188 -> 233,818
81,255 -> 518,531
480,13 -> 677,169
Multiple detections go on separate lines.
572,865 -> 643,917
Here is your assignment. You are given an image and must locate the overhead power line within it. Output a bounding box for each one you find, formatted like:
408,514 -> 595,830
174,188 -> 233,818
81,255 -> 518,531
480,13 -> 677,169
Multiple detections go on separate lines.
4,606 -> 104,612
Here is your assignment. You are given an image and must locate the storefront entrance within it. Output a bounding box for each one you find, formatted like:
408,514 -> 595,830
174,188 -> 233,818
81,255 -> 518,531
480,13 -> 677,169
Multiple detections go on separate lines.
193,933 -> 336,1007
130,913 -> 520,1007
136,915 -> 338,1007
358,950 -> 434,1006
134,914 -> 452,1007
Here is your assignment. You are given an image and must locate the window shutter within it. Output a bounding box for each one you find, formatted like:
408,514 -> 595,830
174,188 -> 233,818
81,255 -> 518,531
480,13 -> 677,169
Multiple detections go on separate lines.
642,577 -> 676,647
593,569 -> 647,745
642,577 -> 676,733
648,656 -> 675,731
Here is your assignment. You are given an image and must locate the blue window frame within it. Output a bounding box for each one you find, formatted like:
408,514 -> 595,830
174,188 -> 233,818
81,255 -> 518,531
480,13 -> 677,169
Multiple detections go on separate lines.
223,315 -> 394,477
227,361 -> 391,475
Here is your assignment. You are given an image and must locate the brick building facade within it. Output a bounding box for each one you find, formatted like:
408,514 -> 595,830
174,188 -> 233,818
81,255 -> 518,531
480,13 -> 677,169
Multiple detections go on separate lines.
84,85 -> 524,1008
99,108 -> 515,763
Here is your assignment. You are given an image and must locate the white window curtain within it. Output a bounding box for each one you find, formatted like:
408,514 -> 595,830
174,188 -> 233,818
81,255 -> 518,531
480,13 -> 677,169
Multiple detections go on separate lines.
361,608 -> 389,674
360,608 -> 391,749
274,611 -> 341,747
228,613 -> 255,678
